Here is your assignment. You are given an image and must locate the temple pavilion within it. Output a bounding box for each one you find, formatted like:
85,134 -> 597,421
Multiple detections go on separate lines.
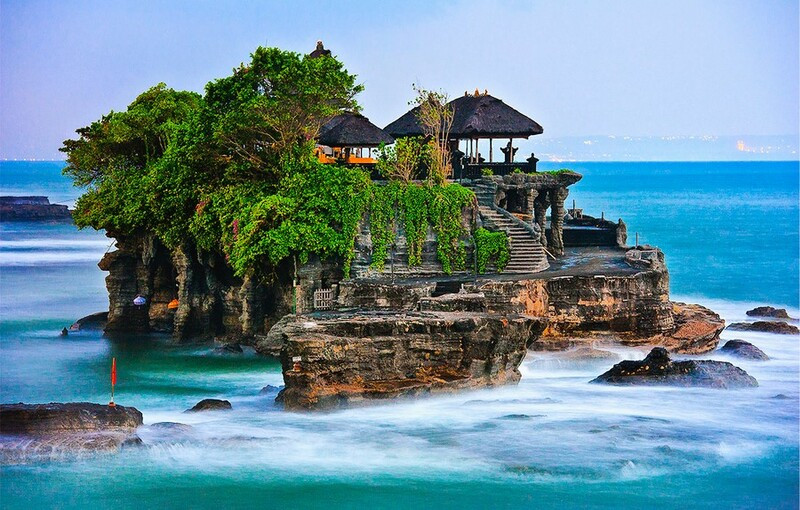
384,89 -> 544,179
315,113 -> 394,165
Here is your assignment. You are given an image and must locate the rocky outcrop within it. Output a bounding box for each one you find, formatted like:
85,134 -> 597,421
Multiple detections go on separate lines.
0,402 -> 143,464
69,311 -> 108,331
470,248 -> 673,339
631,302 -> 725,354
185,399 -> 232,412
591,347 -> 758,388
97,233 -> 341,342
728,321 -> 799,335
746,306 -> 793,319
720,339 -> 769,361
0,196 -> 72,222
274,311 -> 546,410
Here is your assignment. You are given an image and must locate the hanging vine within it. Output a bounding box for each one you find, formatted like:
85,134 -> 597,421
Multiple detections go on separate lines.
474,227 -> 510,273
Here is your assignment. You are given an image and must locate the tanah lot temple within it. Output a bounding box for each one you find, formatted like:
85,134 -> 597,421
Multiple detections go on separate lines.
94,42 -> 724,411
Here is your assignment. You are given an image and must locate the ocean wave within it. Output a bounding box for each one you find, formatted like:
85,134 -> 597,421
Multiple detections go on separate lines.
0,239 -> 112,249
0,250 -> 104,265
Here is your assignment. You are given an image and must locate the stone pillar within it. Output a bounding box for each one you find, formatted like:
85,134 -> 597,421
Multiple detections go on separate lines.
616,219 -> 628,247
548,187 -> 569,256
533,193 -> 549,247
526,188 -> 538,225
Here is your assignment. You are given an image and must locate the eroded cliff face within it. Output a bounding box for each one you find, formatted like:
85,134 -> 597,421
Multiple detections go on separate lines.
272,312 -> 546,410
98,234 -> 339,342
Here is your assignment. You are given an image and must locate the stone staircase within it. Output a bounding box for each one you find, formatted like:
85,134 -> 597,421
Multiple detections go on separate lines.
470,182 -> 549,274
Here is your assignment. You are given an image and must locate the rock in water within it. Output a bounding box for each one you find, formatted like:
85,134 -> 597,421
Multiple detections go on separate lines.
727,321 -> 799,335
590,347 -> 758,388
0,402 -> 142,433
278,311 -> 546,410
185,399 -> 232,412
746,306 -> 792,319
69,311 -> 108,332
719,339 -> 769,361
0,402 -> 143,464
212,343 -> 243,355
558,347 -> 620,361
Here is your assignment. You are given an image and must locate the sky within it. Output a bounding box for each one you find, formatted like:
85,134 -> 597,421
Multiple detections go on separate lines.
1,0 -> 798,160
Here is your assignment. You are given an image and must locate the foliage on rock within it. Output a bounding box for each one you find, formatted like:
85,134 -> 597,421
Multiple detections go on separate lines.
474,227 -> 510,273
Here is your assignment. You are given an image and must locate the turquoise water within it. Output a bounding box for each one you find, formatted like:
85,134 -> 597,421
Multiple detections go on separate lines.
1,161 -> 798,509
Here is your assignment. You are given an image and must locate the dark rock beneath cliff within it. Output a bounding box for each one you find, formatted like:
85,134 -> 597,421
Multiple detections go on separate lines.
719,339 -> 769,361
0,402 -> 143,464
185,399 -> 232,412
746,306 -> 793,319
69,311 -> 108,332
591,347 -> 758,389
727,321 -> 799,335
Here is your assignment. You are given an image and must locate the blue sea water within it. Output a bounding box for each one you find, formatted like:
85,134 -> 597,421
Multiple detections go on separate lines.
0,160 -> 798,509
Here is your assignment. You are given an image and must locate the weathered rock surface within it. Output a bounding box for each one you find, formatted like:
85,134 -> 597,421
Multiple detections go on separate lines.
69,311 -> 108,331
591,347 -> 758,388
728,321 -> 799,335
746,306 -> 792,319
720,339 -> 769,361
0,402 -> 143,464
633,302 -> 725,354
0,402 -> 143,434
185,399 -> 232,412
275,311 -> 545,410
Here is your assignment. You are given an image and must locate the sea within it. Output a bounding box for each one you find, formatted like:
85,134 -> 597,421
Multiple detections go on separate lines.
0,160 -> 798,509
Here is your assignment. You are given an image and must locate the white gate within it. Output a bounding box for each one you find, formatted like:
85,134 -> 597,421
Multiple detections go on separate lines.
313,288 -> 334,310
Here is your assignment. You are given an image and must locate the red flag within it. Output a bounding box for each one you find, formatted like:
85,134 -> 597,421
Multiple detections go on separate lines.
111,357 -> 117,386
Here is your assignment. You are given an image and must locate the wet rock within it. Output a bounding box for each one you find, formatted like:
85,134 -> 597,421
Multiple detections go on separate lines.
256,315 -> 295,357
149,421 -> 194,432
746,306 -> 792,319
0,402 -> 142,434
212,342 -> 243,355
280,311 -> 546,410
719,339 -> 769,361
591,347 -> 758,389
772,394 -> 791,400
727,321 -> 799,335
558,347 -> 620,361
0,402 -> 143,464
259,385 -> 282,395
69,311 -> 108,332
185,399 -> 232,412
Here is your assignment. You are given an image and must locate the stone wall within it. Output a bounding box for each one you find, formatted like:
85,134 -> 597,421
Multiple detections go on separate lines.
349,203 -> 477,279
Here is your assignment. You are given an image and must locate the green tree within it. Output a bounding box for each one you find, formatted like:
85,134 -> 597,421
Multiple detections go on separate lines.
205,46 -> 363,179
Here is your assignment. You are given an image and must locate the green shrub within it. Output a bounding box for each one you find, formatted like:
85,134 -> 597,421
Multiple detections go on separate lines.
474,227 -> 510,273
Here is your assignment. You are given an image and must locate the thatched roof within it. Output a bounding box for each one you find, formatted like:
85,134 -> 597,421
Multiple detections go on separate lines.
318,113 -> 395,147
384,93 -> 543,139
